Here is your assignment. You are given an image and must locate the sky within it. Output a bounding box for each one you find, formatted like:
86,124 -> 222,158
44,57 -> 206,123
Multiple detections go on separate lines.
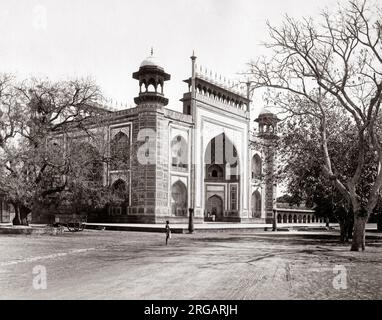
0,0 -> 343,117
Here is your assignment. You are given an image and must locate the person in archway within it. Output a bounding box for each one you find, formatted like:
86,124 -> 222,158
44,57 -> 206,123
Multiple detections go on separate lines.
165,220 -> 171,245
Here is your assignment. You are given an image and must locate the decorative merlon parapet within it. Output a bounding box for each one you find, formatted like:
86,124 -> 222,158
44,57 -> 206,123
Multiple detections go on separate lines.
195,92 -> 249,118
98,97 -> 132,111
194,63 -> 247,98
275,207 -> 316,213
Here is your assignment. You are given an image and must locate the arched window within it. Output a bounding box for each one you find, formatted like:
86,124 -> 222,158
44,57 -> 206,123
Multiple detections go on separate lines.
283,214 -> 287,223
251,191 -> 261,218
171,135 -> 188,169
171,181 -> 187,216
288,214 -> 292,223
111,179 -> 128,202
147,84 -> 155,92
205,133 -> 239,173
157,83 -> 162,94
252,154 -> 262,179
110,131 -> 129,170
277,214 -> 282,223
140,81 -> 146,93
70,141 -> 103,186
207,164 -> 224,178
109,179 -> 128,216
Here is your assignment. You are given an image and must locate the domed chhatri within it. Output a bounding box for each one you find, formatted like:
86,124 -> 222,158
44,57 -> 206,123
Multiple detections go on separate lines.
133,48 -> 171,106
139,47 -> 163,69
255,106 -> 280,136
258,106 -> 274,115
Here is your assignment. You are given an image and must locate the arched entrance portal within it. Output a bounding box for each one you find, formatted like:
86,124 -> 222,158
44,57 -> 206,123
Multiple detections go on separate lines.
207,195 -> 223,221
204,133 -> 240,221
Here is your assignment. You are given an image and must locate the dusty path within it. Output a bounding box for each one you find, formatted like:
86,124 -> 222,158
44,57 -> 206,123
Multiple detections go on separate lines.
0,230 -> 381,299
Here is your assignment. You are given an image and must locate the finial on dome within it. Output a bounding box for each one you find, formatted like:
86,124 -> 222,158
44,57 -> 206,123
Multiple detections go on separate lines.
151,47 -> 154,56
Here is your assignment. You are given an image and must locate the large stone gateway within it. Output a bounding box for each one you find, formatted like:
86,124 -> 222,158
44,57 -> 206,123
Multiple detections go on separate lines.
27,51 -> 279,225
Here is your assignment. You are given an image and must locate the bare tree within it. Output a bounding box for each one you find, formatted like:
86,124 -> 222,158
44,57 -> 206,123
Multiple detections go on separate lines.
247,0 -> 382,250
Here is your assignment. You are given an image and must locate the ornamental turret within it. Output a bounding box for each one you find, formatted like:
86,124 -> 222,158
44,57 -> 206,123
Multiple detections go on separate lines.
132,49 -> 171,106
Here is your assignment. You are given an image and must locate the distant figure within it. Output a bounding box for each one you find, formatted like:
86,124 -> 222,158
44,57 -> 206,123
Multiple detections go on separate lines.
165,220 -> 171,245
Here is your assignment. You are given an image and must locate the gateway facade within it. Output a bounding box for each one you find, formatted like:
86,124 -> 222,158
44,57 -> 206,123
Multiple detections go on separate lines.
31,53 -> 280,224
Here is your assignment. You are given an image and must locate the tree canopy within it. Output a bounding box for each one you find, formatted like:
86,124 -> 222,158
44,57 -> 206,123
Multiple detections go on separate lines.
0,75 -> 112,225
248,0 -> 382,250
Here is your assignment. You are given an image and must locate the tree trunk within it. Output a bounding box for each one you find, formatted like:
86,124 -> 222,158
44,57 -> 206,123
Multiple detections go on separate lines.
12,205 -> 22,225
339,216 -> 352,243
339,220 -> 347,243
377,213 -> 382,232
20,206 -> 31,225
12,204 -> 30,226
347,216 -> 354,239
350,215 -> 367,251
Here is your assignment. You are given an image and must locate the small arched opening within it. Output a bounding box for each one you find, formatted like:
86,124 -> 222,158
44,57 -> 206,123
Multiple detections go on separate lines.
252,154 -> 262,179
171,135 -> 188,169
251,191 -> 261,218
171,180 -> 187,216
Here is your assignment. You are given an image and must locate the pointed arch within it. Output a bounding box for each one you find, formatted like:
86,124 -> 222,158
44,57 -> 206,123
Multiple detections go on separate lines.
171,180 -> 187,216
70,141 -> 103,186
207,164 -> 224,178
204,133 -> 239,181
252,154 -> 262,179
171,135 -> 188,169
111,179 -> 128,201
110,131 -> 129,170
157,82 -> 163,94
207,195 -> 223,221
251,190 -> 261,218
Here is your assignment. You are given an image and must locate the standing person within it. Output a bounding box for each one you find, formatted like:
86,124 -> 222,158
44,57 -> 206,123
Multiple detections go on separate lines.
165,220 -> 171,245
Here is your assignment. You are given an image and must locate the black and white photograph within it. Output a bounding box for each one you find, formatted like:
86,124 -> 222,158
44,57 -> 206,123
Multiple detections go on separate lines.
0,0 -> 381,307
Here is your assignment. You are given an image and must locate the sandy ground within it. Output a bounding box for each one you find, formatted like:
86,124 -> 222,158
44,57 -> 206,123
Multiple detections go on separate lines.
0,229 -> 381,299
